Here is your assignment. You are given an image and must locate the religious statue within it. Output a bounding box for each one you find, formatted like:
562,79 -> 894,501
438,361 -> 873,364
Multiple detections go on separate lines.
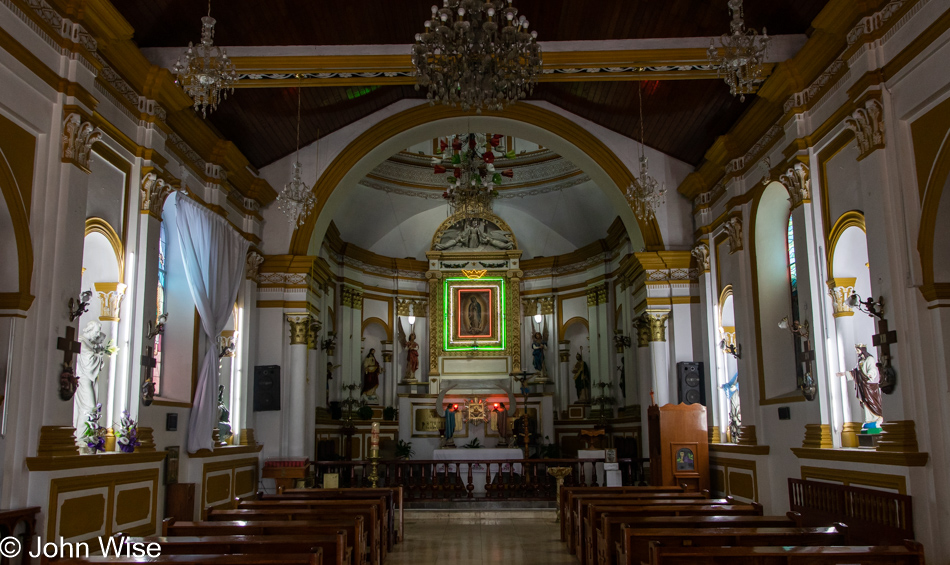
404,333 -> 419,381
531,332 -> 547,376
217,384 -> 231,440
490,403 -> 508,441
467,295 -> 483,334
572,347 -> 591,404
836,344 -> 884,424
73,321 -> 107,435
361,348 -> 382,403
326,362 -> 340,405
434,218 -> 514,251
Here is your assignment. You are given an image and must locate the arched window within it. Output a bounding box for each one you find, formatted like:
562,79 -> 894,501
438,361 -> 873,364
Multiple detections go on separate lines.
787,214 -> 804,384
153,222 -> 167,395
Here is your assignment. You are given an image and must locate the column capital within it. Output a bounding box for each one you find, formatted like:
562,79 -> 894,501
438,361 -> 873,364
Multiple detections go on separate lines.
691,243 -> 710,272
94,282 -> 127,322
844,96 -> 885,160
341,286 -> 364,309
827,278 -> 857,317
62,113 -> 102,173
286,314 -> 311,346
724,216 -> 743,255
779,162 -> 811,210
140,172 -> 178,219
586,283 -> 608,307
246,251 -> 264,282
634,311 -> 670,345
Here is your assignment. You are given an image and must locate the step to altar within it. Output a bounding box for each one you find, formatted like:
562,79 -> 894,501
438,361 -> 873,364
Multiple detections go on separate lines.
404,501 -> 556,511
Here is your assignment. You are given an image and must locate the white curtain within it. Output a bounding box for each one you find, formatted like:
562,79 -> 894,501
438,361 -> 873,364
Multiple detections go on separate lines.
175,196 -> 249,453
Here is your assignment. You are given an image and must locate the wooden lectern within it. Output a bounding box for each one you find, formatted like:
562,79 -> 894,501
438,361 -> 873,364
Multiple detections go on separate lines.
647,403 -> 709,493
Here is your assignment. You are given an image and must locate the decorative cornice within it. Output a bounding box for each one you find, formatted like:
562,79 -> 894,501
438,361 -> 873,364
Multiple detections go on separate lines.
341,286 -> 364,309
94,282 -> 127,322
62,113 -> 102,172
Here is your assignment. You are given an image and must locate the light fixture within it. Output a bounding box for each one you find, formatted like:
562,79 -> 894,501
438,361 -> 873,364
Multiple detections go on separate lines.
412,1 -> 542,113
408,315 -> 416,326
719,338 -> 741,359
847,292 -> 885,320
533,313 -> 543,324
277,79 -> 317,227
707,0 -> 770,102
435,134 -> 512,215
778,316 -> 809,339
625,81 -> 666,221
172,0 -> 237,118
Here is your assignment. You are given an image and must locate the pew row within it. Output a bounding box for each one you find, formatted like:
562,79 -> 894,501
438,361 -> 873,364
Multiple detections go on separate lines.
57,554 -> 323,565
560,486 -> 685,541
127,536 -> 345,565
646,540 -> 925,565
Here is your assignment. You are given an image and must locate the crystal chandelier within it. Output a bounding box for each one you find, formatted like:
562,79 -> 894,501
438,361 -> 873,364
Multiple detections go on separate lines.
173,0 -> 237,118
412,1 -> 542,113
707,0 -> 770,102
433,133 -> 514,215
625,83 -> 666,222
277,83 -> 317,227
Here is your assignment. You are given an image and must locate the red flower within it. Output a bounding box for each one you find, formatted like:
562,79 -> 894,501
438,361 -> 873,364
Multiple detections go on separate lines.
482,152 -> 495,164
501,169 -> 514,178
440,139 -> 448,151
468,136 -> 477,149
442,191 -> 450,199
452,137 -> 462,151
490,134 -> 503,147
434,164 -> 447,174
454,167 -> 462,178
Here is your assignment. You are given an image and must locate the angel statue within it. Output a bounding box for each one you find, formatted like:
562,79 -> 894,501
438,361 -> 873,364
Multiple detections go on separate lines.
530,317 -> 549,381
435,219 -> 481,250
397,321 -> 420,383
478,222 -> 514,250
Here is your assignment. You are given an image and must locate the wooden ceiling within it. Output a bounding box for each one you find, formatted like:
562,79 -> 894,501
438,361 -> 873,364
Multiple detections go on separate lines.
115,0 -> 826,48
110,0 -> 831,170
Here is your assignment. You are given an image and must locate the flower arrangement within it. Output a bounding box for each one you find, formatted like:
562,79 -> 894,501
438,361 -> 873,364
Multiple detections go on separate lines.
114,409 -> 141,453
81,403 -> 106,453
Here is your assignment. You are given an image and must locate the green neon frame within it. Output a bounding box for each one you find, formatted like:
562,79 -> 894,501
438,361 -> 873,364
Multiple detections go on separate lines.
443,277 -> 506,351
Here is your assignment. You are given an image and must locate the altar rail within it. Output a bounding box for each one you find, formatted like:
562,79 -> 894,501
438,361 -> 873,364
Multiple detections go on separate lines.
788,478 -> 914,545
311,458 -> 646,501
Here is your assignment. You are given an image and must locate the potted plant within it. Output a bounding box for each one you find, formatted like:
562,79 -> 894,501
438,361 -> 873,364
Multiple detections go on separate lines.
395,439 -> 414,460
357,404 -> 373,420
80,404 -> 106,454
382,406 -> 397,421
114,409 -> 141,453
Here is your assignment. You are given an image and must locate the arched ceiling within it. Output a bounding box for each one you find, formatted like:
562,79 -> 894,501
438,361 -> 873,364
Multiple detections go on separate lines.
331,138 -> 619,260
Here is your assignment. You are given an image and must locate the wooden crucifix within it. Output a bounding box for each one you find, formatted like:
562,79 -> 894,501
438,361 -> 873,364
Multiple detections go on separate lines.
871,318 -> 898,394
56,325 -> 82,400
141,345 -> 157,406
510,370 -> 534,459
797,339 -> 817,401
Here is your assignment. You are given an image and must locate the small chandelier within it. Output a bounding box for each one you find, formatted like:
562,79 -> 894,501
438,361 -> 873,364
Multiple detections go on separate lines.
707,0 -> 770,102
173,0 -> 237,118
625,83 -> 666,222
277,81 -> 317,227
412,1 -> 542,113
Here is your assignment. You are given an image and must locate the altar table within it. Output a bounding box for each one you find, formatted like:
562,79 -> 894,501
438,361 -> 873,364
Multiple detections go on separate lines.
432,448 -> 525,494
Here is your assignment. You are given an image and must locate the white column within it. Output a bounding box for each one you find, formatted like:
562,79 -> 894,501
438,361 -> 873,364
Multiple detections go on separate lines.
285,315 -> 309,457
693,242 -> 720,435
94,282 -> 126,429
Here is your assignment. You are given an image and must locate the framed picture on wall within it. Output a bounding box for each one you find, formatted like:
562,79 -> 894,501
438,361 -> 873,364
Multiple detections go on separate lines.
165,445 -> 180,484
444,277 -> 506,351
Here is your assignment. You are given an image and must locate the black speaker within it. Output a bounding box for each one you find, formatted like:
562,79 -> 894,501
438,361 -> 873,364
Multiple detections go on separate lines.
253,365 -> 281,411
677,362 -> 706,406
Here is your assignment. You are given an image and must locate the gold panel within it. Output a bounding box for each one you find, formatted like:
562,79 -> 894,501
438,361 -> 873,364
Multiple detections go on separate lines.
115,487 -> 151,525
205,473 -> 231,504
729,471 -> 755,500
235,469 -> 254,496
60,494 -> 105,539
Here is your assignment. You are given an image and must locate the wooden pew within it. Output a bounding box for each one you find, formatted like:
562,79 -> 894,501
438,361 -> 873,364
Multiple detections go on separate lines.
278,487 -> 403,544
621,525 -> 846,565
573,497 -> 734,559
57,555 -> 323,565
600,514 -> 798,565
560,486 -> 684,541
235,499 -> 384,565
567,492 -> 702,553
163,521 -> 365,565
647,540 -> 926,565
129,536 -> 344,565
208,508 -> 381,565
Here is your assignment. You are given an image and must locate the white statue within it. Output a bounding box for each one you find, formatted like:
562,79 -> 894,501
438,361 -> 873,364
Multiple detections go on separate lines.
73,321 -> 107,436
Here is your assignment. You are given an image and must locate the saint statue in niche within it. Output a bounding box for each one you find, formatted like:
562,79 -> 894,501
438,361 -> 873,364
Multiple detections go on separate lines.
362,348 -> 382,403
74,321 -> 107,435
836,344 -> 884,424
573,347 -> 591,404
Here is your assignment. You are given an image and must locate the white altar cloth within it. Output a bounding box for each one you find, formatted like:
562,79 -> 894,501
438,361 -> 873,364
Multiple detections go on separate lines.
432,448 -> 525,494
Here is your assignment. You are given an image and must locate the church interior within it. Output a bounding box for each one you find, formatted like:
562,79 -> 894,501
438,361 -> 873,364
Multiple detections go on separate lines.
0,0 -> 948,563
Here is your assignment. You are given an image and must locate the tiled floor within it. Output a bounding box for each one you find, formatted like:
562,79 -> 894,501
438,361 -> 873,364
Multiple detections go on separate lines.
389,510 -> 577,564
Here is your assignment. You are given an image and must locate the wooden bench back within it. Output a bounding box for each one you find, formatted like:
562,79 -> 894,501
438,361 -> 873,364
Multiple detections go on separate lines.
56,554 -> 323,565
135,535 -> 344,565
561,487 -> 684,541
648,540 -> 925,565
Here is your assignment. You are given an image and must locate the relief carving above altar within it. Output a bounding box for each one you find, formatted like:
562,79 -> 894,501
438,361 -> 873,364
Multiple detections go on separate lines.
433,216 -> 516,251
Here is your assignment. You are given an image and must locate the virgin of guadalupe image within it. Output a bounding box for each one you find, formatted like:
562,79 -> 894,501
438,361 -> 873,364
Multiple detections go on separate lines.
467,295 -> 483,334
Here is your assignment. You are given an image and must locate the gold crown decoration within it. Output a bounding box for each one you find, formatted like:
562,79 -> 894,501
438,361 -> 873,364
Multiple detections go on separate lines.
462,269 -> 487,280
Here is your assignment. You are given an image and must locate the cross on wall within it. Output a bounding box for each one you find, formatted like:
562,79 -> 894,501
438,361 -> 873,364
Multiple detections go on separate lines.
56,325 -> 82,367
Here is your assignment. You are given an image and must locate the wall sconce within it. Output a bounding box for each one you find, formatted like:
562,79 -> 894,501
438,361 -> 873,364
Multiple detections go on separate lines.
613,329 -> 631,353
145,312 -> 169,340
719,338 -> 741,359
533,313 -> 542,324
68,290 -> 92,322
847,292 -> 885,320
778,316 -> 810,339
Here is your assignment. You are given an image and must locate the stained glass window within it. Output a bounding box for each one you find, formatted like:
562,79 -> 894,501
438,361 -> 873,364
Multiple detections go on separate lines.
787,214 -> 804,383
153,223 -> 166,395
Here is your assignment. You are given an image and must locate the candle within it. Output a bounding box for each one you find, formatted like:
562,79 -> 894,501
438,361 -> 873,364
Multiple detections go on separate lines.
371,422 -> 380,449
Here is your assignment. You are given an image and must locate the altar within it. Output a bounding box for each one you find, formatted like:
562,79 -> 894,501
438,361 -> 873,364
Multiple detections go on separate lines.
432,448 -> 524,495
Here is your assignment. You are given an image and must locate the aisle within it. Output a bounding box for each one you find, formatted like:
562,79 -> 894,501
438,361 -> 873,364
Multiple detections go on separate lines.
389,510 -> 576,565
